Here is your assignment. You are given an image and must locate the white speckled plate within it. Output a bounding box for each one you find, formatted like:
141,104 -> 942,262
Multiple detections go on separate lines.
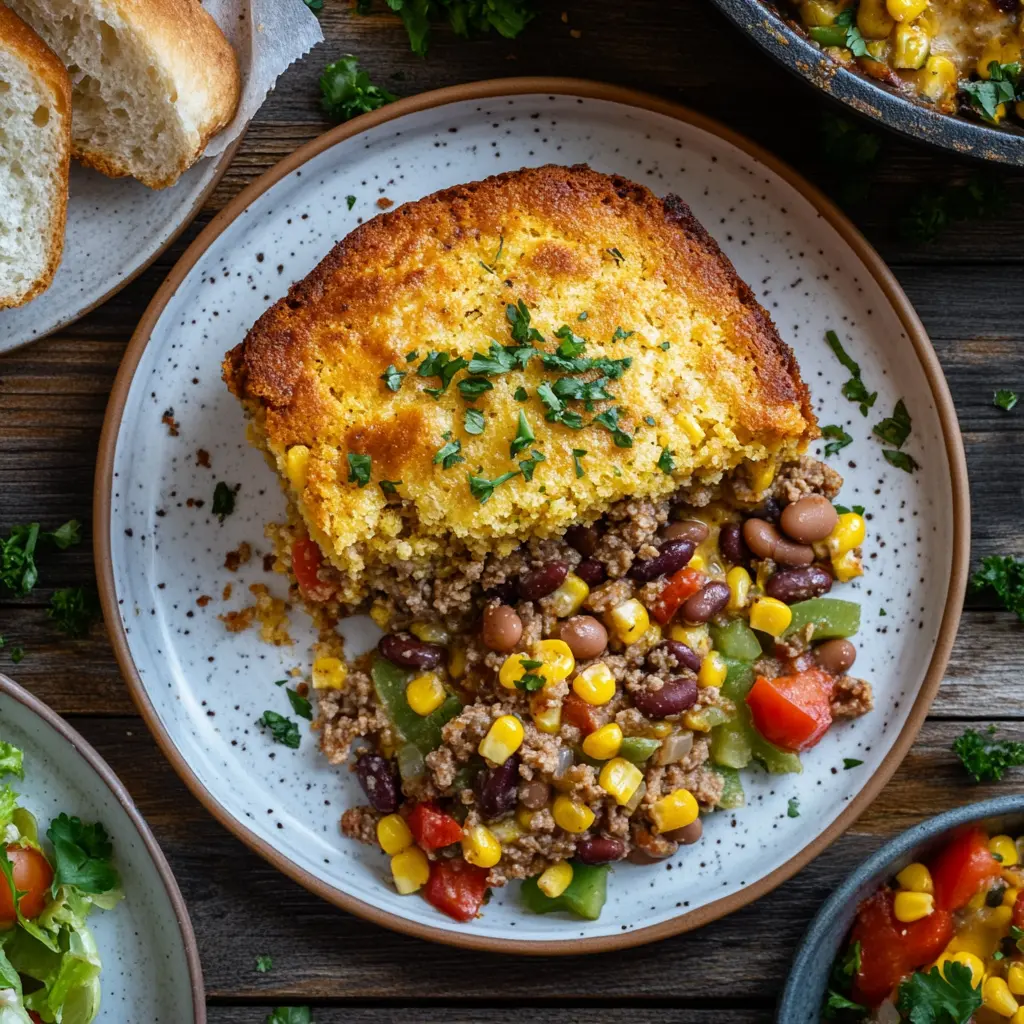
95,79 -> 969,953
0,673 -> 203,1020
0,146 -> 238,353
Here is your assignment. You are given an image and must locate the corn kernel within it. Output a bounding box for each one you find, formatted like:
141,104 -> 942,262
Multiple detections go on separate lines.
886,0 -> 927,20
377,814 -> 413,855
1008,963 -> 1024,997
369,602 -> 391,629
726,566 -> 752,612
461,824 -> 502,868
938,952 -> 984,987
479,715 -> 525,765
537,861 -> 574,898
799,0 -> 842,25
406,673 -> 446,716
312,656 -> 347,690
609,599 -> 650,645
573,662 -> 617,706
651,788 -> 700,832
990,904 -> 1014,928
648,720 -> 674,738
582,723 -> 623,761
832,550 -> 864,583
747,458 -> 776,493
684,709 -> 712,732
499,653 -> 533,690
534,639 -> 576,683
984,976 -> 1020,1018
688,551 -> 707,572
968,889 -> 988,911
675,411 -> 704,445
599,757 -> 644,806
391,847 -> 430,895
548,573 -> 590,618
947,928 -> 991,958
892,21 -> 930,69
896,862 -> 934,895
552,794 -> 595,833
285,444 -> 310,490
749,596 -> 793,637
857,0 -> 895,38
490,819 -> 523,843
1011,1009 -> 1024,1024
410,621 -> 450,645
530,693 -> 562,734
894,891 -> 935,923
827,513 -> 866,556
979,38 -> 1022,77
917,54 -> 957,103
698,650 -> 727,688
1005,887 -> 1021,908
448,644 -> 467,679
669,623 -> 711,655
992,835 -> 1020,867
516,805 -> 537,830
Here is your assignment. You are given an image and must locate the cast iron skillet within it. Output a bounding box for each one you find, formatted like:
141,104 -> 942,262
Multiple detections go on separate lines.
709,0 -> 1024,165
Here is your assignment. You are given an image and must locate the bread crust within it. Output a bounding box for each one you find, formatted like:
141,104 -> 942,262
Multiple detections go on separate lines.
0,5 -> 71,308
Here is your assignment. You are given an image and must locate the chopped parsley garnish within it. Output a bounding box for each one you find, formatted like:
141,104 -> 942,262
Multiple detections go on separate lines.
464,409 -> 485,435
0,520 -> 81,597
822,424 -> 853,457
7,644 -> 24,664
536,382 -> 584,430
826,330 -> 876,416
48,587 -> 100,638
519,658 -> 543,670
379,479 -> 402,495
510,411 -> 535,456
954,726 -> 1024,782
578,311 -> 588,321
883,449 -> 919,474
659,341 -> 671,351
787,797 -> 800,818
962,61 -> 1023,123
896,961 -> 980,1024
607,247 -> 625,264
319,55 -> 396,123
0,742 -> 22,779
842,758 -> 864,769
468,469 -> 520,504
834,503 -> 866,515
540,350 -> 632,380
479,260 -> 496,275
552,325 -> 587,356
257,710 -> 301,749
657,447 -> 675,474
457,377 -> 494,400
46,813 -> 121,895
551,375 -> 614,408
346,452 -> 372,487
212,482 -> 239,521
611,326 -> 635,342
286,688 -> 313,721
971,555 -> 1024,622
514,386 -> 529,402
419,352 -> 468,398
873,399 -> 912,449
995,390 -> 1019,412
468,339 -> 535,375
515,673 -> 546,692
572,449 -> 587,478
506,300 -> 544,345
593,407 -> 633,448
346,195 -> 357,210
823,940 -> 864,1020
256,955 -> 273,973
518,449 -> 546,482
809,7 -> 875,59
405,350 -> 419,362
433,438 -> 465,470
380,364 -> 406,392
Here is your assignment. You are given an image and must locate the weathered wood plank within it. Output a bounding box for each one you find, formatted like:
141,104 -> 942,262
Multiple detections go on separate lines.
207,1010 -> 773,1023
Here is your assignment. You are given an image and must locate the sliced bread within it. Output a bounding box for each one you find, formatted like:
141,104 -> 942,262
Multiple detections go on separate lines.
4,0 -> 241,190
0,5 -> 71,309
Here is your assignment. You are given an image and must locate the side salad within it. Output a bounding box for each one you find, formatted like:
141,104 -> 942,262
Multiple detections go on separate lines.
0,740 -> 122,1024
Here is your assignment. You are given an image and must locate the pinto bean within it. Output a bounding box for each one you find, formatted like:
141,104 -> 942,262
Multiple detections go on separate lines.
482,605 -> 523,652
518,561 -> 569,600
742,519 -> 814,567
661,520 -> 709,545
575,559 -> 607,586
576,837 -> 627,864
565,524 -> 600,557
765,565 -> 833,603
628,539 -> 696,582
354,754 -> 399,814
518,780 -> 551,810
815,638 -> 857,675
559,615 -> 608,660
681,581 -> 731,624
476,756 -> 520,820
664,819 -> 703,845
655,640 -> 701,674
378,633 -> 445,670
632,676 -> 698,718
780,495 -> 838,545
718,522 -> 748,566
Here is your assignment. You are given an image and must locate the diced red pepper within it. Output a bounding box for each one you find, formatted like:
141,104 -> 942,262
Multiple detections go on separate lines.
29,1014 -> 43,1024
561,691 -> 601,735
649,567 -> 706,625
1013,889 -> 1024,928
407,802 -> 464,851
745,670 -> 833,752
423,858 -> 490,922
291,538 -> 335,602
850,889 -> 952,1006
930,827 -> 1002,911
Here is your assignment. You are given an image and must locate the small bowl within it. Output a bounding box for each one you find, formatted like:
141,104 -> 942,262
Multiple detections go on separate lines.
779,795 -> 1024,1021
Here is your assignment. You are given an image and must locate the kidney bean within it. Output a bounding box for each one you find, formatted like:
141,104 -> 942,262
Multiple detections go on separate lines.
655,640 -> 701,674
485,579 -> 519,605
814,638 -> 857,675
518,561 -> 569,601
662,520 -> 709,545
628,538 -> 696,582
752,496 -> 784,524
664,819 -> 703,845
476,756 -> 520,819
354,753 -> 399,814
518,780 -> 551,810
575,559 -> 607,586
482,604 -> 523,652
576,837 -> 627,864
718,522 -> 748,566
780,495 -> 838,545
681,581 -> 731,624
378,633 -> 445,670
765,565 -> 833,603
559,615 -> 608,660
632,676 -> 699,718
565,524 -> 600,558
742,519 -> 814,567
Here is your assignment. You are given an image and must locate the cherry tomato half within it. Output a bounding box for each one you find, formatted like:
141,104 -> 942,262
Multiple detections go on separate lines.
0,845 -> 54,924
291,538 -> 334,602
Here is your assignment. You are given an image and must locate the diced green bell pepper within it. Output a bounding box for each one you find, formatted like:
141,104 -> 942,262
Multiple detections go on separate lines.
783,598 -> 861,641
372,656 -> 462,755
618,737 -> 662,764
809,24 -> 847,47
710,619 -> 763,662
521,862 -> 609,920
714,766 -> 746,810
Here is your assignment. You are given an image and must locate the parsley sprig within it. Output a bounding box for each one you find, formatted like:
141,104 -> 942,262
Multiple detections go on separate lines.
826,331 -> 877,416
46,813 -> 121,895
822,424 -> 853,457
970,555 -> 1024,622
995,390 -> 1018,412
953,726 -> 1024,783
0,520 -> 81,597
48,587 -> 100,638
320,56 -> 396,122
962,61 -> 1023,123
896,961 -> 980,1024
468,469 -> 520,504
809,7 -> 875,60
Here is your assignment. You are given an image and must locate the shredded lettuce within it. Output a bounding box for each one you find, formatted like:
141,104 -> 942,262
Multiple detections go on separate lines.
0,745 -> 23,781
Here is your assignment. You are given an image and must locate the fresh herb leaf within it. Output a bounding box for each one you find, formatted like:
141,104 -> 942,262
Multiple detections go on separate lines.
514,386 -> 529,402
0,742 -> 23,780
433,438 -> 465,470
572,449 -> 587,478
464,409 -> 485,435
873,399 -> 912,449
843,758 -> 864,769
657,447 -> 675,474
536,382 -> 584,430
962,61 -> 1022,123
46,813 -> 120,895
258,710 -> 301,749
303,0 -> 323,10
823,989 -> 867,1019
995,390 -> 1019,412
405,350 -> 419,362
346,195 -> 357,210
834,504 -> 866,516
551,375 -> 614,408
506,300 -> 544,345
47,520 -> 82,549
347,452 -> 372,487
518,449 -> 546,482
468,469 -> 520,504
900,174 -> 1008,243
213,482 -> 239,521
380,364 -> 406,392
420,354 -> 469,398
320,56 -> 396,122
8,646 -> 23,664
48,586 -> 100,638
972,555 -> 1024,622
457,377 -> 494,401
479,260 -> 496,275
379,479 -> 402,495
826,331 -> 877,416
607,247 -> 625,264
611,326 -> 635,342
256,955 -> 273,973
0,524 -> 41,596
265,1010 -> 313,1024
515,673 -> 546,692
287,688 -> 313,721
519,658 -> 543,670
953,726 -> 1024,782
810,7 -> 875,60
540,351 -> 632,380
822,424 -> 854,457
468,339 -> 536,375
593,407 -> 633,448
896,961 -> 981,1024
553,325 -> 587,357
787,797 -> 800,818
578,311 -> 588,321
883,449 -> 919,474
510,411 -> 535,456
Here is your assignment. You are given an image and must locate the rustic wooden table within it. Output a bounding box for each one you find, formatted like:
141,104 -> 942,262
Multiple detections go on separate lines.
2,2 -> 1022,1020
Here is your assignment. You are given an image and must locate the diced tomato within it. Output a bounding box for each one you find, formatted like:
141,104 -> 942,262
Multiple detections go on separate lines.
1013,889 -> 1024,928
649,567 -> 706,625
423,858 -> 490,922
850,889 -> 952,1006
29,1014 -> 43,1024
745,670 -> 833,752
561,691 -> 601,735
291,538 -> 334,602
0,845 -> 54,924
930,827 -> 1002,911
407,803 -> 464,851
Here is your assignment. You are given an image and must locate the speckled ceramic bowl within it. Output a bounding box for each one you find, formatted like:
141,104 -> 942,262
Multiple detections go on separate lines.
95,78 -> 969,953
0,673 -> 205,1022
779,795 -> 1024,1022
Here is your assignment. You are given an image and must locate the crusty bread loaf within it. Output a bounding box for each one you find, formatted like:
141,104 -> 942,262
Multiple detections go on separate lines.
0,6 -> 71,309
4,0 -> 241,190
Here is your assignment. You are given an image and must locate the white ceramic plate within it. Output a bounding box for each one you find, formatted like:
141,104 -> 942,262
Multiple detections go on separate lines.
0,674 -> 203,1020
96,81 -> 968,953
0,151 -> 235,353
